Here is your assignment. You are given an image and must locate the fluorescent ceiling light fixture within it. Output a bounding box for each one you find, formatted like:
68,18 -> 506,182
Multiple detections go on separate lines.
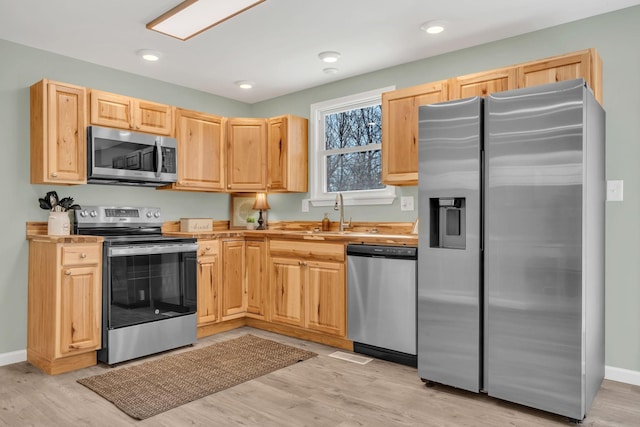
318,51 -> 341,63
420,20 -> 446,34
147,0 -> 267,41
235,80 -> 255,89
137,49 -> 162,61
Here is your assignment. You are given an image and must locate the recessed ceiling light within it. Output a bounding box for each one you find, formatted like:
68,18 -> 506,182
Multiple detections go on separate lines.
318,51 -> 341,63
235,80 -> 255,89
420,20 -> 446,35
323,68 -> 339,75
137,49 -> 162,61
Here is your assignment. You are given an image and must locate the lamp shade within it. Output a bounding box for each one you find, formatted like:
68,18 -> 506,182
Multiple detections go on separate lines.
252,193 -> 270,210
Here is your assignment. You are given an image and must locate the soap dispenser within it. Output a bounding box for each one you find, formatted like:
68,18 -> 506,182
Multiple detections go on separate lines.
321,213 -> 331,231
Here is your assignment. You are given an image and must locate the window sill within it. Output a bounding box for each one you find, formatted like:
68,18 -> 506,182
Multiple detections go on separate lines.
310,195 -> 396,207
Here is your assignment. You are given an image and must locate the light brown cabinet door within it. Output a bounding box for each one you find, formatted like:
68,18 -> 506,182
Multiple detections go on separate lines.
134,100 -> 173,135
305,260 -> 346,337
227,118 -> 267,191
517,49 -> 602,103
90,90 -> 173,135
30,80 -> 87,184
197,255 -> 219,326
197,240 -> 219,326
172,109 -> 226,191
267,115 -> 308,192
90,90 -> 132,130
269,257 -> 304,327
221,240 -> 246,319
245,239 -> 266,318
449,67 -> 517,99
381,81 -> 448,186
58,265 -> 101,358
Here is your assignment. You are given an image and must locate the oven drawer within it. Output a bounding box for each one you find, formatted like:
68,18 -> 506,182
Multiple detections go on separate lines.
61,244 -> 101,266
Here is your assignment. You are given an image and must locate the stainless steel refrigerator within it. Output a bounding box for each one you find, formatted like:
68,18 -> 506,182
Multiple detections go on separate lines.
417,79 -> 605,421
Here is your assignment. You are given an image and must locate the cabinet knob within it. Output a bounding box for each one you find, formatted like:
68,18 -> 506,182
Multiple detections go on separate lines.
206,246 -> 211,251
80,253 -> 87,259
227,184 -> 231,189
51,172 -> 58,177
64,270 -> 71,275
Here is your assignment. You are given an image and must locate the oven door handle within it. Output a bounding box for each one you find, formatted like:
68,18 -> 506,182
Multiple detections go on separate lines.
108,243 -> 198,257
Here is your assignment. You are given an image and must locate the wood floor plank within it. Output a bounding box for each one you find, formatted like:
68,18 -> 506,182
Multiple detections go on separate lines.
0,327 -> 638,426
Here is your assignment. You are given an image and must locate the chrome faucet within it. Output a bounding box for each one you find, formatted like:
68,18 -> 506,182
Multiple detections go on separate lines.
334,193 -> 351,232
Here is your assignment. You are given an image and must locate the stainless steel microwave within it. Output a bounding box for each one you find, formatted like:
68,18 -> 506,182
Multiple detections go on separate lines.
87,126 -> 178,186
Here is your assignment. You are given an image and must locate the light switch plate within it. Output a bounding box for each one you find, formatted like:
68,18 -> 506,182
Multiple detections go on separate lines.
607,180 -> 624,202
401,196 -> 414,211
301,199 -> 310,212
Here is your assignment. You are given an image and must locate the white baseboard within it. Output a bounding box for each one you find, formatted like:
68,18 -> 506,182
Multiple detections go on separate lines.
0,349 -> 27,367
605,365 -> 640,387
1,348 -> 638,387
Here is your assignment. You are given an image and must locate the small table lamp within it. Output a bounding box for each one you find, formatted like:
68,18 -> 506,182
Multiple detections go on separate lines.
252,193 -> 270,230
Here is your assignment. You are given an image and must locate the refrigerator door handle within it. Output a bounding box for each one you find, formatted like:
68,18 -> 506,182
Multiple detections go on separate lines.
480,149 -> 485,253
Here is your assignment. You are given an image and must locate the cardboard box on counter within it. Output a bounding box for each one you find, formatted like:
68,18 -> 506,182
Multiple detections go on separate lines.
180,218 -> 213,232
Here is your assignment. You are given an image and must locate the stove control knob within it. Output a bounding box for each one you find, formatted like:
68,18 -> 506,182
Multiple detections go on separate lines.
79,210 -> 87,217
89,210 -> 97,218
146,211 -> 153,218
154,211 -> 161,218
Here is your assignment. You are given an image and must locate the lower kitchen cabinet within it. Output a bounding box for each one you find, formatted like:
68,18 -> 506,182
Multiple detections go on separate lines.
305,260 -> 346,336
268,240 -> 346,337
245,238 -> 266,319
196,239 -> 219,326
269,257 -> 305,327
221,239 -> 247,319
27,239 -> 102,375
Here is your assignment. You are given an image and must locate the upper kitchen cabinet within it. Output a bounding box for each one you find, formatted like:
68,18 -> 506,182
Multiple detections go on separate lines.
381,80 -> 448,186
226,118 -> 268,192
449,67 -> 517,99
380,48 -> 603,186
90,89 -> 174,136
517,48 -> 602,104
267,115 -> 309,193
163,108 -> 226,192
30,79 -> 87,185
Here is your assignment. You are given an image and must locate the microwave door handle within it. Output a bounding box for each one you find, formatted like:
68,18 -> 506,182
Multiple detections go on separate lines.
154,139 -> 163,177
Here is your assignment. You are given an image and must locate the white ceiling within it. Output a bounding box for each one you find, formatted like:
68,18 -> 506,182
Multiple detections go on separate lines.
1,0 -> 638,104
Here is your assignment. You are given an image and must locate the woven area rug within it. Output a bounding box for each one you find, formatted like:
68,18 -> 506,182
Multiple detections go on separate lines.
77,334 -> 317,420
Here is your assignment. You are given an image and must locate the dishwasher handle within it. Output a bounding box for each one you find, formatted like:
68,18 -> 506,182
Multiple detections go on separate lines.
346,244 -> 417,260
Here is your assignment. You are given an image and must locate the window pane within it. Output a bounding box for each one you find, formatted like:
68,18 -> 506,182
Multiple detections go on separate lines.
325,106 -> 381,150
326,150 -> 384,192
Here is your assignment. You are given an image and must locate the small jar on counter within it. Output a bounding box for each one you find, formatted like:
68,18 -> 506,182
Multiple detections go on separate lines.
321,213 -> 331,231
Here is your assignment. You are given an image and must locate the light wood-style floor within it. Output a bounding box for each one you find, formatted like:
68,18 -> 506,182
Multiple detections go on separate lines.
1,327 -> 638,426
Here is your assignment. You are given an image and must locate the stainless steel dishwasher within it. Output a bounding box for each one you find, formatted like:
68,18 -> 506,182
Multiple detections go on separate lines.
347,244 -> 418,366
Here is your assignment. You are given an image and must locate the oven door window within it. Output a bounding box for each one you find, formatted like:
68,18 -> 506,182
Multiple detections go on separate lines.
108,252 -> 196,329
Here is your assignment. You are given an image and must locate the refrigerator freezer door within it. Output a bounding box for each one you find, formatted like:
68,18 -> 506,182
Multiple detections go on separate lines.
484,79 -> 601,420
418,97 -> 482,392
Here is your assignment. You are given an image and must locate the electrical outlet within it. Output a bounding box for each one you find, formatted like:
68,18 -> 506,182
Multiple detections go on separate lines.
301,199 -> 310,212
401,196 -> 414,211
607,180 -> 624,201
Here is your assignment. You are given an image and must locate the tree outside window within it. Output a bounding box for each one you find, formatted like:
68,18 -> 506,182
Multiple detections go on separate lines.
324,105 -> 384,192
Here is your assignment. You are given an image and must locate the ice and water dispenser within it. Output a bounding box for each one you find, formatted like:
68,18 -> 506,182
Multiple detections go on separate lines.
429,197 -> 466,249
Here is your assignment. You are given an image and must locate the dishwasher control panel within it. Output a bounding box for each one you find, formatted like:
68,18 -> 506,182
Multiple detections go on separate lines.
346,244 -> 417,259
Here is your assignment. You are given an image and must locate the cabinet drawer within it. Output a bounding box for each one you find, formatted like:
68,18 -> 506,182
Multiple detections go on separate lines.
198,240 -> 219,257
61,245 -> 101,266
269,240 -> 345,262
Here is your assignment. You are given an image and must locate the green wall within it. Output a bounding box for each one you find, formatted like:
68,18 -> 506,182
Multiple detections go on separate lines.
1,5 -> 638,375
251,6 -> 640,373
